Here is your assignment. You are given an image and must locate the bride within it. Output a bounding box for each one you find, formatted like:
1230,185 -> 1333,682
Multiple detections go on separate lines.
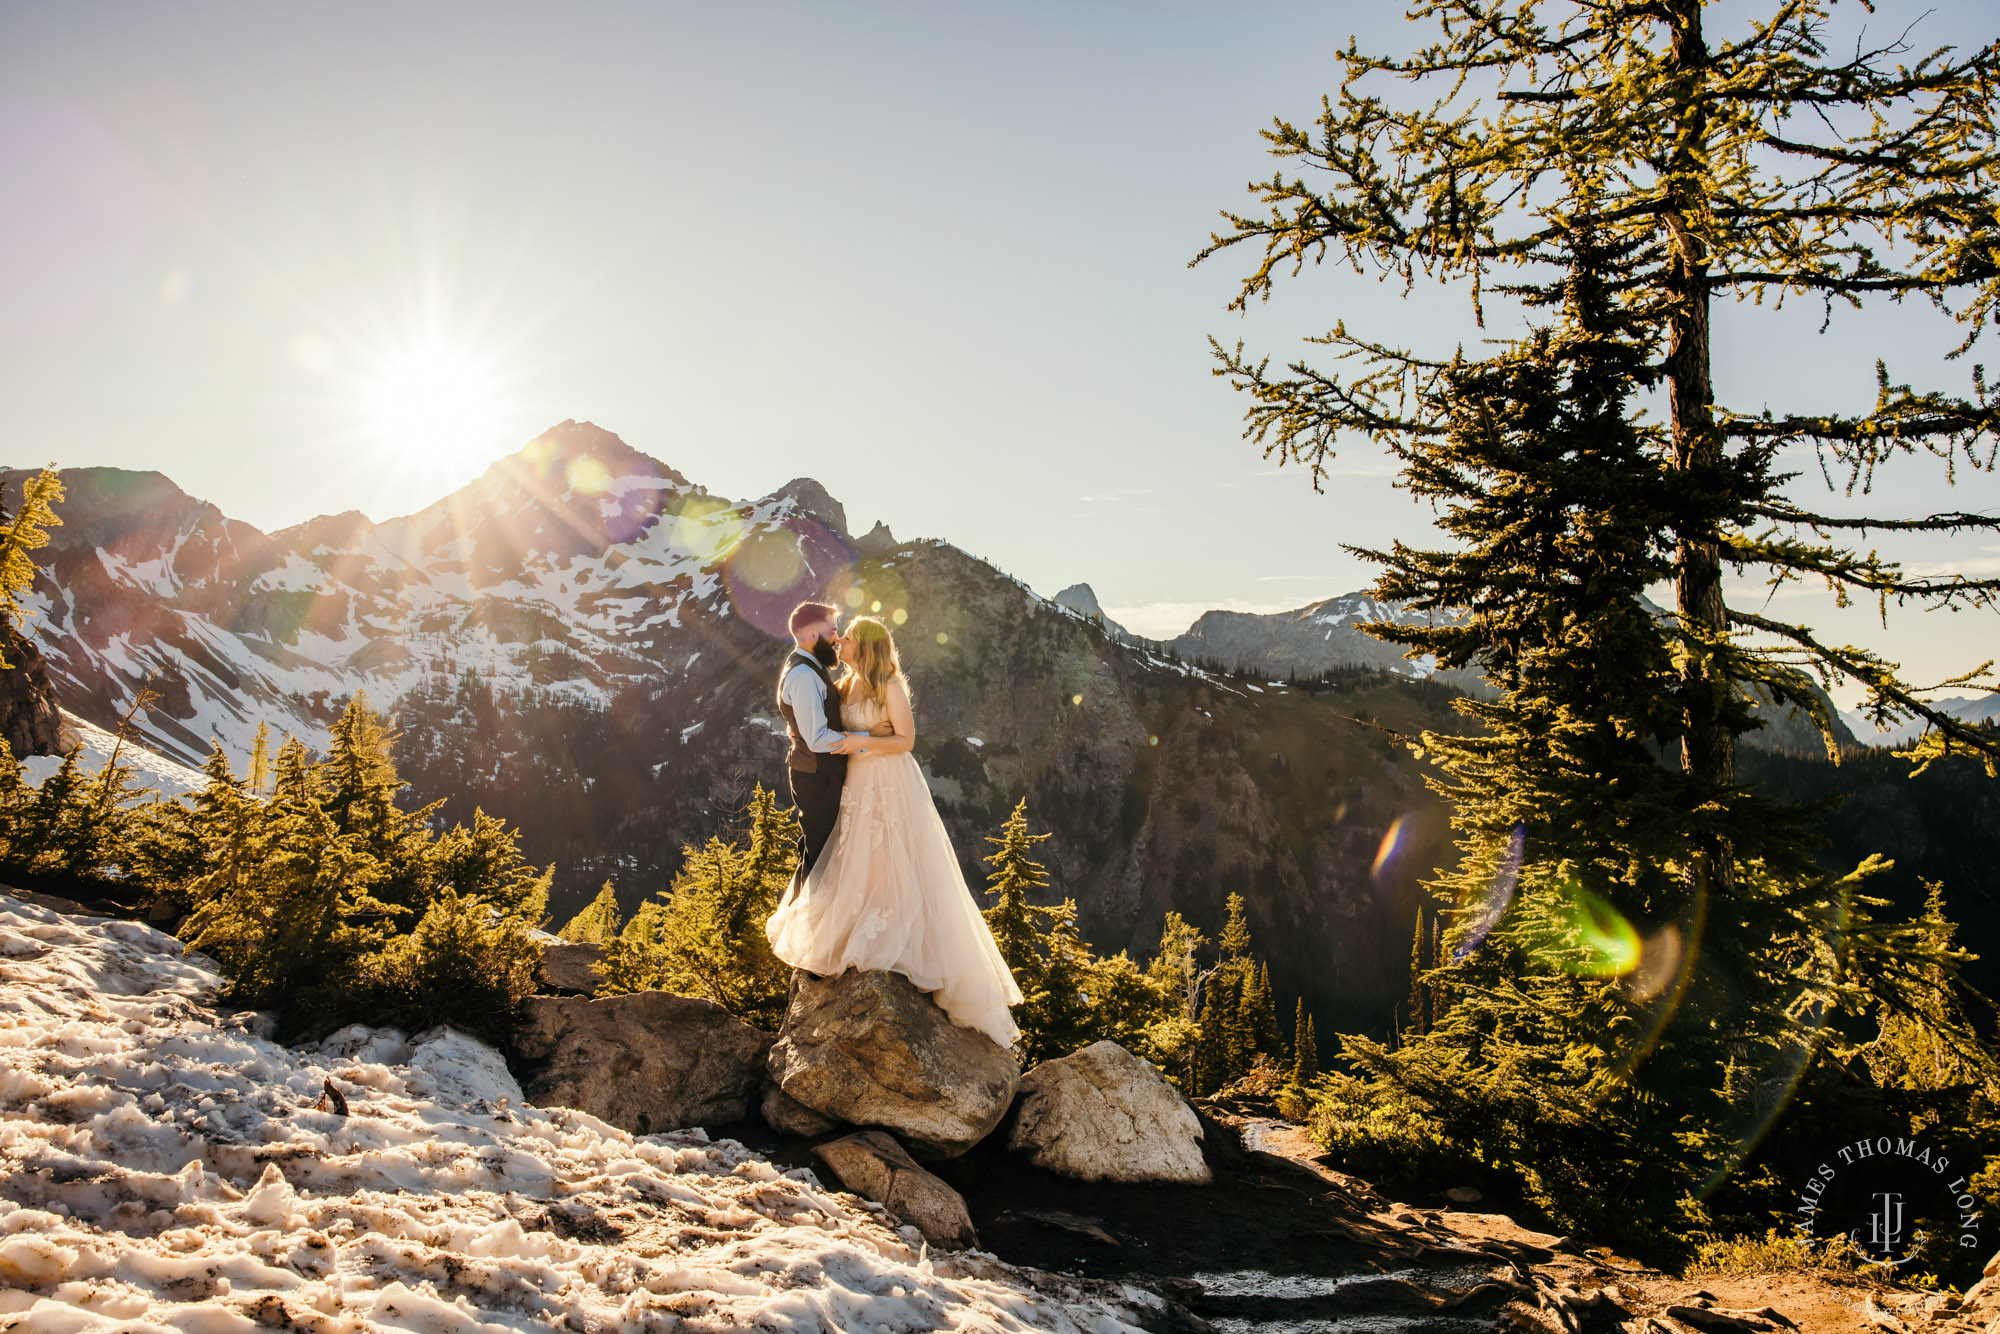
766,616 -> 1024,1050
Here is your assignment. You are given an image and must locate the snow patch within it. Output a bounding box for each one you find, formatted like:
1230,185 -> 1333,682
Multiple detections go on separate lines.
0,893 -> 1153,1334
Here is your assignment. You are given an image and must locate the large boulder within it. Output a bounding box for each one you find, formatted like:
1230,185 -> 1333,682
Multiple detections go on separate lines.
812,1130 -> 979,1249
766,969 -> 1019,1158
1008,1040 -> 1210,1184
513,991 -> 772,1134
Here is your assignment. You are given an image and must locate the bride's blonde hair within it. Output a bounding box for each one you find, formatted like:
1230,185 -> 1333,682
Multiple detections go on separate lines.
841,617 -> 906,705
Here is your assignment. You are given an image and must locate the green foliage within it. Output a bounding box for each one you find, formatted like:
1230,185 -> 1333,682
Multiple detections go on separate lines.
0,467 -> 64,659
1289,999 -> 1318,1088
558,882 -> 623,943
364,889 -> 544,1045
1200,3 -> 2000,1257
1683,1229 -> 1867,1280
0,693 -> 554,1043
161,699 -> 552,1041
981,800 -> 1239,1073
598,787 -> 797,1029
0,734 -> 151,885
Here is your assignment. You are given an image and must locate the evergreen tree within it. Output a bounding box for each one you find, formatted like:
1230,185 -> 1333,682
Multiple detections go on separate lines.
247,721 -> 271,795
1021,899 -> 1098,1065
1199,0 -> 2000,783
1292,1010 -> 1319,1087
1193,975 -> 1232,1096
598,789 -> 798,1028
322,694 -> 440,911
1198,2 -> 2000,1246
0,467 -> 63,662
982,798 -> 1053,990
1231,211 -> 1998,1243
1404,909 -> 1428,1041
1248,960 -> 1282,1059
559,882 -> 624,943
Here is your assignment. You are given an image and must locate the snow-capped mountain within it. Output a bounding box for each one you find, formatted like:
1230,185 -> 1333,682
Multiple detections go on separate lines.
1842,694 -> 2000,748
6,422 -> 1463,1028
1168,593 -> 1480,688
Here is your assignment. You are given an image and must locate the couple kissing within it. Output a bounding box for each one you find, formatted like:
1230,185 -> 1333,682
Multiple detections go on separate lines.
764,600 -> 1023,1050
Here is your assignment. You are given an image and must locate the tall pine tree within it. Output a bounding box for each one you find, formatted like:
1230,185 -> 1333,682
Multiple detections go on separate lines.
1197,0 -> 2000,1246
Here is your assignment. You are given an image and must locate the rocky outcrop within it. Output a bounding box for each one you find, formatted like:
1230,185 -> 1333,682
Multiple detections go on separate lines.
812,1130 -> 979,1249
766,969 -> 1020,1158
1008,1041 -> 1210,1184
0,623 -> 65,758
1051,584 -> 1132,642
537,942 -> 603,996
512,991 -> 771,1134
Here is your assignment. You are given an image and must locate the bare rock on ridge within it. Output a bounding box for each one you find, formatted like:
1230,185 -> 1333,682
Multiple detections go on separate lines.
812,1129 -> 979,1249
766,968 -> 1020,1159
513,991 -> 772,1134
1008,1040 -> 1210,1184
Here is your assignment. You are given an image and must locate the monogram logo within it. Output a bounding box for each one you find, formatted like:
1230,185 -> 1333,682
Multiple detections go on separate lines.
1795,1136 -> 1981,1270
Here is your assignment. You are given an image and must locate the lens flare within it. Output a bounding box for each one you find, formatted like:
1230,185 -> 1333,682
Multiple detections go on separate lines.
729,529 -> 808,593
566,457 -> 611,494
1533,879 -> 1643,977
1453,823 -> 1523,961
663,496 -> 744,562
722,516 -> 854,640
1371,816 -> 1414,882
1622,924 -> 1682,1003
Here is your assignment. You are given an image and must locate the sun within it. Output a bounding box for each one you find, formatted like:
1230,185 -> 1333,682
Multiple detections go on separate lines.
360,339 -> 509,469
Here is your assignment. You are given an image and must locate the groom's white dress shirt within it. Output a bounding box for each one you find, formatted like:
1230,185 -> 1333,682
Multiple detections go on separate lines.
781,650 -> 843,754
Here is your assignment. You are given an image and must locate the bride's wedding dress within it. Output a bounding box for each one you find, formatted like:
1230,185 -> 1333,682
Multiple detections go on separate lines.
766,693 -> 1024,1049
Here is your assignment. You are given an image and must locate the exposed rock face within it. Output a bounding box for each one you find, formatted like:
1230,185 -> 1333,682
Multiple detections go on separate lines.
1051,584 -> 1132,642
537,942 -> 604,996
760,1080 -> 838,1138
766,969 -> 1020,1159
812,1130 -> 979,1249
0,622 -> 65,758
1008,1041 -> 1210,1184
513,991 -> 772,1134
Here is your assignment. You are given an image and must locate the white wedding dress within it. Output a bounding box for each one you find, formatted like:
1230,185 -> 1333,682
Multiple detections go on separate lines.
766,693 -> 1024,1049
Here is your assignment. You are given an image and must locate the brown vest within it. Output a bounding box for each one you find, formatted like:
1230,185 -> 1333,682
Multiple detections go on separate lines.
778,651 -> 847,775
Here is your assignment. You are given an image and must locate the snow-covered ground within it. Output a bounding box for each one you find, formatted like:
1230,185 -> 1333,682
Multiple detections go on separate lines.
18,714 -> 207,800
0,895 -> 1160,1333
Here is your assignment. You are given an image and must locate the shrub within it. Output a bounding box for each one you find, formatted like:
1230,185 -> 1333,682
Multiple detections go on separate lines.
598,787 -> 797,1029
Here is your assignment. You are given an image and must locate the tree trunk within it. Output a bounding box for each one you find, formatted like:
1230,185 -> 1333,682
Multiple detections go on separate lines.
1664,0 -> 1733,795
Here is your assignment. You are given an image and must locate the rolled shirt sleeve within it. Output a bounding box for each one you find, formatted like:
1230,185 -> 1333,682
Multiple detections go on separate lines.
782,661 -> 843,754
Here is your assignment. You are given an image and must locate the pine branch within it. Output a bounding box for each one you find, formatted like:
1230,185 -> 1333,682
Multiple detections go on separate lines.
1725,606 -> 2000,770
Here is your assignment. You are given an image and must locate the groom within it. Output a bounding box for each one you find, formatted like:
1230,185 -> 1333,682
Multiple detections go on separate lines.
778,601 -> 847,876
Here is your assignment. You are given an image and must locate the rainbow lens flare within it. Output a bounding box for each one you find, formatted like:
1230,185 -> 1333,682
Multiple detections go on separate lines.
1453,823 -> 1523,961
1371,816 -> 1415,882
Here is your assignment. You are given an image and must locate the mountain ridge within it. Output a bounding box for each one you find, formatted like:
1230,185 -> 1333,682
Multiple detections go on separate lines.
7,421 -> 1467,1033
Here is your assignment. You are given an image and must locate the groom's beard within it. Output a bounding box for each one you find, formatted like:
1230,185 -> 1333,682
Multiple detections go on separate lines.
811,638 -> 839,669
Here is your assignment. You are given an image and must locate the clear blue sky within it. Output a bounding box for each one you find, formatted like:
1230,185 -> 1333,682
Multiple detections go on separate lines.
2,1 -> 1994,699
